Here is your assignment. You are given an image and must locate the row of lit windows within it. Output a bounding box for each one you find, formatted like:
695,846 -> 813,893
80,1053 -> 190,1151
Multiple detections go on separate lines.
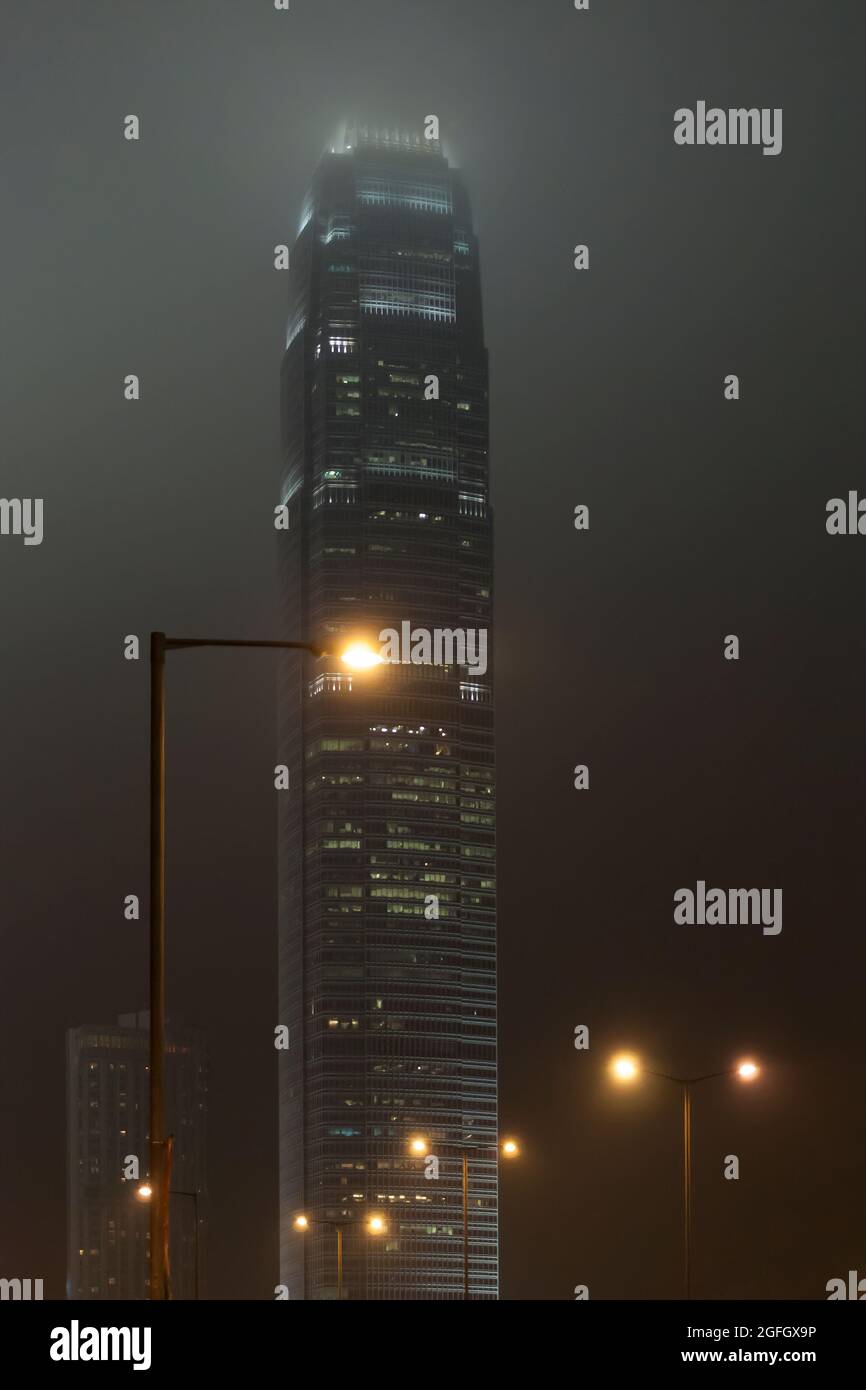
356,178 -> 451,214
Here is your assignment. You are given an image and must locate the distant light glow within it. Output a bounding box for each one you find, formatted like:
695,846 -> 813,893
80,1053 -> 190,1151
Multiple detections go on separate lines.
611,1054 -> 639,1082
737,1060 -> 759,1081
341,641 -> 383,671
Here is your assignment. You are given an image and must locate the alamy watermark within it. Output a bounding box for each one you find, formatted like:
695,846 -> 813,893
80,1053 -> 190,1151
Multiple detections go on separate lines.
378,622 -> 488,677
826,492 -> 866,534
674,881 -> 782,936
826,1270 -> 866,1300
50,1321 -> 151,1371
0,498 -> 43,545
674,103 -> 782,157
0,1276 -> 43,1299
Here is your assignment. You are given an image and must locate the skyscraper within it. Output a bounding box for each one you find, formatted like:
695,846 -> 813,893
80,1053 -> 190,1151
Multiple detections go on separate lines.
278,125 -> 496,1299
66,1013 -> 207,1300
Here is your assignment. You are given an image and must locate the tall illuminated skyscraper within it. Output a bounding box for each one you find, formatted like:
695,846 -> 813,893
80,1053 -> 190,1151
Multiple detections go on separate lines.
278,125 -> 496,1299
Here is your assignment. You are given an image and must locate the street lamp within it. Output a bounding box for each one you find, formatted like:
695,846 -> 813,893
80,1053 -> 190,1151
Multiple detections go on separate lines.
610,1054 -> 639,1082
147,631 -> 379,1299
409,1134 -> 520,1300
135,1170 -> 202,1299
293,1212 -> 386,1301
609,1051 -> 761,1298
340,640 -> 384,670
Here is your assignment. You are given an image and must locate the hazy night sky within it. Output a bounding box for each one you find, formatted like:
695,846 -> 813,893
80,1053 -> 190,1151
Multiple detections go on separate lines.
1,0 -> 863,1299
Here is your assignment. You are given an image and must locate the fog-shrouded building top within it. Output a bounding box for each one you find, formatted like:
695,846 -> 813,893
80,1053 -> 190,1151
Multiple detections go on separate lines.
278,126 -> 496,1299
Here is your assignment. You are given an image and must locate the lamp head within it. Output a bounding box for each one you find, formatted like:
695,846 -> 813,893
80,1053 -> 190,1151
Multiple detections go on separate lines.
340,640 -> 383,671
610,1053 -> 640,1082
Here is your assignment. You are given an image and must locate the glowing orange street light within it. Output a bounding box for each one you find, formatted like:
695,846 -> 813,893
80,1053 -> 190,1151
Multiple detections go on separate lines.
293,1212 -> 384,1299
610,1053 -> 640,1082
134,1179 -> 200,1297
407,1133 -> 521,1298
340,640 -> 384,671
146,630 -> 326,1299
608,1052 -> 763,1299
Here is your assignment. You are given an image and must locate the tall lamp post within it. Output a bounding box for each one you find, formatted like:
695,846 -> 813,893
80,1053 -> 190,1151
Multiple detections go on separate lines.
148,631 -> 382,1300
409,1135 -> 520,1299
293,1213 -> 386,1301
136,1172 -> 201,1299
609,1052 -> 760,1299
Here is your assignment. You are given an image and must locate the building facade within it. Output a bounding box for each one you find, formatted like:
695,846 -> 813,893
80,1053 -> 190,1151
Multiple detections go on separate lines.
278,126 -> 497,1299
66,1012 -> 207,1299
